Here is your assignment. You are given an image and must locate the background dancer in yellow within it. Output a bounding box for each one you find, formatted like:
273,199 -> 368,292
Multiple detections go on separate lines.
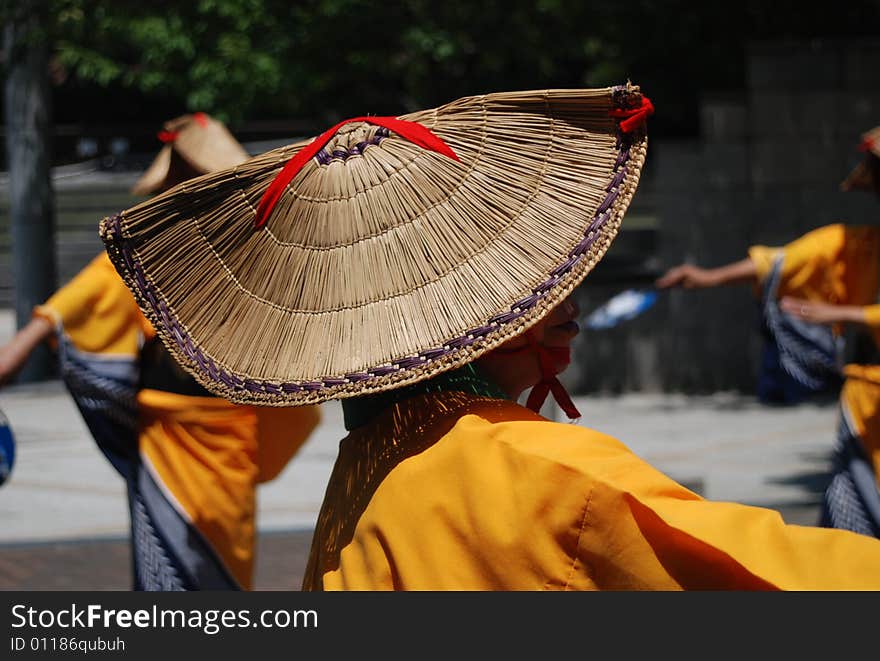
657,126 -> 880,538
0,113 -> 320,590
657,127 -> 880,404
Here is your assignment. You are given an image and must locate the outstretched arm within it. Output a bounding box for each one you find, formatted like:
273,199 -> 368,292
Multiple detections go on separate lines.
655,258 -> 758,290
780,297 -> 873,327
0,316 -> 54,387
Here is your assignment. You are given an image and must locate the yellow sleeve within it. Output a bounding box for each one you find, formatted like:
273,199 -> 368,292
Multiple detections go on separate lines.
863,305 -> 880,327
840,365 -> 880,484
33,252 -> 116,328
32,252 -> 151,356
501,418 -> 880,590
748,224 -> 880,304
583,469 -> 880,590
747,245 -> 782,285
767,223 -> 847,297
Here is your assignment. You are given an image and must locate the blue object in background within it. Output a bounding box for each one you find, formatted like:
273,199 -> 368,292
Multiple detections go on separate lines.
585,289 -> 658,330
0,408 -> 15,487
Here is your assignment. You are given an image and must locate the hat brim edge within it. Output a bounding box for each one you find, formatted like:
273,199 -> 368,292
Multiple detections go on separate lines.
100,126 -> 648,407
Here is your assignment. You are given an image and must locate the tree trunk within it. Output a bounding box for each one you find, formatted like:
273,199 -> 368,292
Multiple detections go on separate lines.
4,1 -> 56,382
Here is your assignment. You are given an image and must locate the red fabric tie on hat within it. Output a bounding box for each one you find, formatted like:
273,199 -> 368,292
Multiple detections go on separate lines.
496,332 -> 581,420
609,95 -> 654,133
254,116 -> 460,228
159,112 -> 209,142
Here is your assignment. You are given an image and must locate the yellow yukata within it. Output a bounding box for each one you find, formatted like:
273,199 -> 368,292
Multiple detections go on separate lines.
748,223 -> 880,343
34,252 -> 152,355
34,252 -> 320,590
840,365 -> 880,484
304,391 -> 880,590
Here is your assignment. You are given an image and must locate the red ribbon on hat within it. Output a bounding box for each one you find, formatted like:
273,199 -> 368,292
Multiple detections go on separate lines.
254,116 -> 460,228
157,112 -> 209,143
609,95 -> 654,133
496,331 -> 581,420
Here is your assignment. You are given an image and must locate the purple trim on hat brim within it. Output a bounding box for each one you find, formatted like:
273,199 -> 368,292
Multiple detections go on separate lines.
106,95 -> 638,399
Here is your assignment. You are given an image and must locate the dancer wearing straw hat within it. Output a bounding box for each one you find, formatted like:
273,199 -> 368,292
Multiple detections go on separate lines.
130,112 -> 251,196
0,112 -> 320,590
101,86 -> 880,589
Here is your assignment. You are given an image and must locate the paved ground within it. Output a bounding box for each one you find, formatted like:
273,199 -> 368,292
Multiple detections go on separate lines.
0,374 -> 839,590
0,530 -> 314,591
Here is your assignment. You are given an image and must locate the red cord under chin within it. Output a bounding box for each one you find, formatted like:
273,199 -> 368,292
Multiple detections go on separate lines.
496,332 -> 581,420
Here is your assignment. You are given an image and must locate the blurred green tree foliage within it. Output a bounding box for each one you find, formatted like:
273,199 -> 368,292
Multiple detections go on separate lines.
6,0 -> 880,132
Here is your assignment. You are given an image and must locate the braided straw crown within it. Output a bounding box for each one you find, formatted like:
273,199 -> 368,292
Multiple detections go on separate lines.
100,84 -> 650,406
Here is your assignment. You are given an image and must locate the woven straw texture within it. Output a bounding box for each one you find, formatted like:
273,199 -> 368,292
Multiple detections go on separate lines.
131,113 -> 251,196
101,84 -> 649,406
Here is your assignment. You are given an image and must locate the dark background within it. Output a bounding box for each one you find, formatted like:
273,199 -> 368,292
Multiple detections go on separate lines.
6,1 -> 880,157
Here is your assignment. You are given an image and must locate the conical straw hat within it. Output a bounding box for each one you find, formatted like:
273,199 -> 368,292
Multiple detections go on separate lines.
101,83 -> 652,406
840,126 -> 880,192
131,112 -> 251,196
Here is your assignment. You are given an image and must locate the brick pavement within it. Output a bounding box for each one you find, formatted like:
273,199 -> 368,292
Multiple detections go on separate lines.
0,530 -> 314,591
